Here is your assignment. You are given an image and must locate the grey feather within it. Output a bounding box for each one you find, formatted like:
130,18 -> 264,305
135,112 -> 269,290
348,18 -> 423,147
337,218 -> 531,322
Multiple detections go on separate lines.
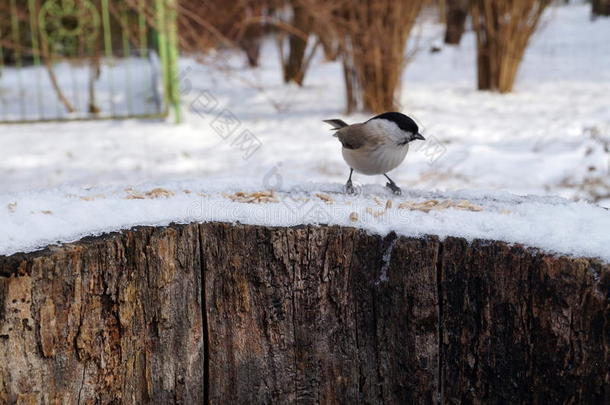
336,124 -> 378,150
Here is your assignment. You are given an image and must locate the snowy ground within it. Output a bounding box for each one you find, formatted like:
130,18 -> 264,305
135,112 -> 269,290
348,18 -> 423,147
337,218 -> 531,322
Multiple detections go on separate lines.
0,3 -> 609,258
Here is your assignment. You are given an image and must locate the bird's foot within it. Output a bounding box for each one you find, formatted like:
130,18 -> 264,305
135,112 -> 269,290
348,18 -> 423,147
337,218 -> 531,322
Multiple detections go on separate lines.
385,182 -> 402,196
346,180 -> 357,195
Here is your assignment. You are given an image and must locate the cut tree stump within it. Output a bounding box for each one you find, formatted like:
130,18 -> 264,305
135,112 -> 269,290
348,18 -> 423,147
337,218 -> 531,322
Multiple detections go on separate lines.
1,222 -> 608,404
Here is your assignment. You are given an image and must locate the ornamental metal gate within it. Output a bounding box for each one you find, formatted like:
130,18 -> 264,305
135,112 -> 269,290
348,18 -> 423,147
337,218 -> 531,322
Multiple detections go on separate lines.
0,0 -> 181,123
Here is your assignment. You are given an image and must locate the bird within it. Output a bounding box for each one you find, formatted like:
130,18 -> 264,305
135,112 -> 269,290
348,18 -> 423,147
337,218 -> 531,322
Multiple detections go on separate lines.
324,112 -> 425,195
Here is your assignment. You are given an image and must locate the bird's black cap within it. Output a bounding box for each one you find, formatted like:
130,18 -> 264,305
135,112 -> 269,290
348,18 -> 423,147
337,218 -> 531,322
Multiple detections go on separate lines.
369,112 -> 419,134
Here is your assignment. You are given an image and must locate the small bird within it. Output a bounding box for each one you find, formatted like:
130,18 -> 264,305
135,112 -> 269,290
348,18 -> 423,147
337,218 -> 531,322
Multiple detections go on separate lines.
324,112 -> 425,195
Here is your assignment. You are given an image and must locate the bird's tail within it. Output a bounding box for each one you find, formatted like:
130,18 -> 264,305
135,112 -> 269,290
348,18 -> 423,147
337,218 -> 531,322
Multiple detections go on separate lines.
323,119 -> 348,130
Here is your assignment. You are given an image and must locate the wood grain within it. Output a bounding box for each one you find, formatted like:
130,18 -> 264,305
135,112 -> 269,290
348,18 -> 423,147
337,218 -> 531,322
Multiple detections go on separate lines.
1,223 -> 608,404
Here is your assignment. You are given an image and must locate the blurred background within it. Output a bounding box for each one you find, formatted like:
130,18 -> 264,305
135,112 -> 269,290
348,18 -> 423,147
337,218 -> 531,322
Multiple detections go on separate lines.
0,0 -> 609,206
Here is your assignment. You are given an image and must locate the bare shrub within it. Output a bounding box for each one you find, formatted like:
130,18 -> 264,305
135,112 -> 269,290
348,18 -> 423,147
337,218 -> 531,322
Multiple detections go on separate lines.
333,0 -> 427,113
176,0 -> 267,66
471,0 -> 552,93
270,0 -> 339,85
278,1 -> 314,85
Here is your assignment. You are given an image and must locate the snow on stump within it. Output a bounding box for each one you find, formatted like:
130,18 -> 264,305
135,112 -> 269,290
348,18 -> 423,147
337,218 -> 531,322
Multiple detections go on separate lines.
0,221 -> 608,404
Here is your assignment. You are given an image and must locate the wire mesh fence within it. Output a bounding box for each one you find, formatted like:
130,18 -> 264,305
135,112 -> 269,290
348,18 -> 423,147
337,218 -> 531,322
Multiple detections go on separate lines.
0,0 -> 181,123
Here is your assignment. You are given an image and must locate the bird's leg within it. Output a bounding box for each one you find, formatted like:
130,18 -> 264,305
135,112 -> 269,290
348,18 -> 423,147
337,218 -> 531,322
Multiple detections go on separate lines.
384,174 -> 402,196
345,168 -> 356,194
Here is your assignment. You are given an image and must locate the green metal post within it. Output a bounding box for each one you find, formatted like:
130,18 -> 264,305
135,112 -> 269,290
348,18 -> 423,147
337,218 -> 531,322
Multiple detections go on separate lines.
101,0 -> 115,115
166,0 -> 181,123
156,0 -> 181,123
27,0 -> 41,67
28,0 -> 44,118
155,0 -> 170,117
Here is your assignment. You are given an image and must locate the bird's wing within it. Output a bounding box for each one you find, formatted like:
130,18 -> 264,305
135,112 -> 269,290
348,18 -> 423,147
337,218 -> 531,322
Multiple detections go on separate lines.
337,124 -> 379,150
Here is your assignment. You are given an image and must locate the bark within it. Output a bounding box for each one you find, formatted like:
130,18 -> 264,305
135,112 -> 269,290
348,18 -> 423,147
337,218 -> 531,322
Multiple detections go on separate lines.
88,43 -> 102,114
471,0 -> 551,93
440,238 -> 610,403
342,59 -> 359,114
444,0 -> 469,45
0,225 -> 204,404
200,225 -> 438,404
239,23 -> 263,68
317,25 -> 339,61
592,0 -> 610,16
1,222 -> 608,404
282,3 -> 313,85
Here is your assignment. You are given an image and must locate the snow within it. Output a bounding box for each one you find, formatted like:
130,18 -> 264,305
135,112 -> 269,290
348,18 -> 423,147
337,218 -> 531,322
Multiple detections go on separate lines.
1,181 -> 609,262
0,3 -> 609,260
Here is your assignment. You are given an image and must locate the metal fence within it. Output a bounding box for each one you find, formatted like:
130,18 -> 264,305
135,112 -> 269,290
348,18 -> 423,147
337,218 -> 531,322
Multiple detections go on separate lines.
0,0 -> 181,124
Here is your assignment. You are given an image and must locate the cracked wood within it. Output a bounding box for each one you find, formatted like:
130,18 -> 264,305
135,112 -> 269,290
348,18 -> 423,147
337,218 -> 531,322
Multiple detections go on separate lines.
0,223 -> 608,404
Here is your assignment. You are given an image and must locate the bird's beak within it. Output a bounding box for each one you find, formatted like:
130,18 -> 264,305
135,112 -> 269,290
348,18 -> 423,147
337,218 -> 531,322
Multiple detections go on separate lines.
414,133 -> 425,141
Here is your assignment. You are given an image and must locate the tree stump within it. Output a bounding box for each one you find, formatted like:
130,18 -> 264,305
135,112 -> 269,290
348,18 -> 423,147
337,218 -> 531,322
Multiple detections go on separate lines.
1,222 -> 608,404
